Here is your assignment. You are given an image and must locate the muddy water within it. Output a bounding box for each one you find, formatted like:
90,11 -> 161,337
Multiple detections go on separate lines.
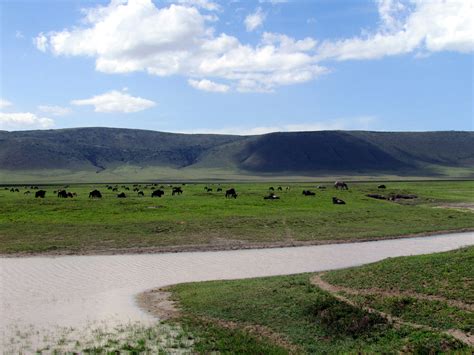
1,232 -> 473,350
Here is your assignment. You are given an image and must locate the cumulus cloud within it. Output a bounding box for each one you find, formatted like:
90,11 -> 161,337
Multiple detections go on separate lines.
34,33 -> 48,52
188,79 -> 230,92
171,0 -> 220,11
318,0 -> 474,61
0,112 -> 54,130
244,7 -> 266,32
34,0 -> 472,93
38,105 -> 72,116
0,99 -> 13,109
34,0 -> 326,93
71,90 -> 156,113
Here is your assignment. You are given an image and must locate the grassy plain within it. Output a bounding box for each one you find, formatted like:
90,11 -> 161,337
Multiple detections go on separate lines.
0,180 -> 473,255
167,247 -> 473,353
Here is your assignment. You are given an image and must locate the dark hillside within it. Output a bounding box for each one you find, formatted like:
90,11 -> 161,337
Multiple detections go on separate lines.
0,128 -> 472,177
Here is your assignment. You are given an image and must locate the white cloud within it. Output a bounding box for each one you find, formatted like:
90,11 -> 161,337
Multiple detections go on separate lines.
0,99 -> 13,109
244,7 -> 265,31
34,32 -> 48,52
34,1 -> 326,93
15,31 -> 25,39
180,116 -> 377,135
171,0 -> 220,11
318,0 -> 474,61
71,90 -> 156,113
34,0 -> 472,93
38,105 -> 72,116
188,79 -> 230,92
0,112 -> 54,130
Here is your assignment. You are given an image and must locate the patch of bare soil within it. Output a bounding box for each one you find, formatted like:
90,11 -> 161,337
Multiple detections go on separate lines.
434,203 -> 474,213
310,274 -> 474,346
136,287 -> 180,320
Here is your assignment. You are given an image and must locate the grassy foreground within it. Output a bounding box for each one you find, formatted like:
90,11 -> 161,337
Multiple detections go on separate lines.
0,180 -> 473,254
168,247 -> 473,353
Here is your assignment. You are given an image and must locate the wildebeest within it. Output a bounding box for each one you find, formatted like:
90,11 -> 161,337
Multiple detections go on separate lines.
317,185 -> 326,190
334,181 -> 348,190
217,187 -> 222,192
107,186 -> 113,190
89,190 -> 102,198
57,190 -> 68,198
264,193 -> 280,200
151,189 -> 165,198
225,188 -> 237,199
302,190 -> 316,196
172,187 -> 183,195
67,192 -> 74,198
378,184 -> 386,189
205,187 -> 213,192
117,192 -> 126,198
138,191 -> 144,196
332,197 -> 346,205
277,186 -> 283,191
24,191 -> 31,195
35,190 -> 46,198
133,187 -> 140,192
112,187 -> 118,192
269,187 -> 274,191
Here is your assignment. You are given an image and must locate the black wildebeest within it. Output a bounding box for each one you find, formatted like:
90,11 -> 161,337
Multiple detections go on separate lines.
57,190 -> 68,198
172,187 -> 183,195
151,189 -> 165,198
138,191 -> 144,196
264,193 -> 280,200
35,190 -> 46,198
225,188 -> 237,199
334,181 -> 348,190
332,197 -> 346,205
302,190 -> 316,196
117,192 -> 126,198
89,190 -> 102,198
378,184 -> 386,189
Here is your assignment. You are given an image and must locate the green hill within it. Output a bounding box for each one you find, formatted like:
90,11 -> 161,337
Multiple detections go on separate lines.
0,128 -> 472,182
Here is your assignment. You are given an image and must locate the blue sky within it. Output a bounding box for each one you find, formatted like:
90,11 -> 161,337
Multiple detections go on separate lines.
0,0 -> 472,133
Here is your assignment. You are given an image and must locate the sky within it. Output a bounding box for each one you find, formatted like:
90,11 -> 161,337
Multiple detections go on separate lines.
0,0 -> 473,134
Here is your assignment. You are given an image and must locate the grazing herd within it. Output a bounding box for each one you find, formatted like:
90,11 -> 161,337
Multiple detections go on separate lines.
2,181 -> 409,206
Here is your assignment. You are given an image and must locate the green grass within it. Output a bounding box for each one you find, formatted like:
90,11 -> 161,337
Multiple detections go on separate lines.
170,274 -> 468,353
322,247 -> 474,335
323,246 -> 474,303
166,247 -> 473,353
0,181 -> 473,254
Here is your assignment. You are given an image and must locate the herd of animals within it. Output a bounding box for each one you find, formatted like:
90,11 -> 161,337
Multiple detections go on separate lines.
3,181 -> 417,205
